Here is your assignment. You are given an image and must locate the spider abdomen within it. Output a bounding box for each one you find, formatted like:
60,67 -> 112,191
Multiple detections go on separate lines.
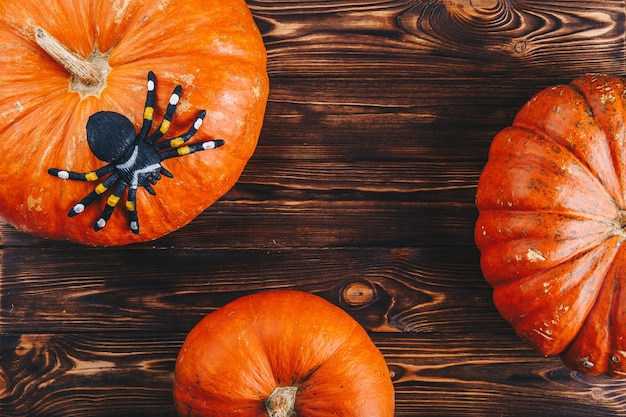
87,111 -> 136,162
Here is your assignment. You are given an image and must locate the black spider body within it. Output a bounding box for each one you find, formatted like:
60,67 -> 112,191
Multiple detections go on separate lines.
87,111 -> 137,161
48,71 -> 224,234
114,139 -> 164,189
89,112 -> 165,191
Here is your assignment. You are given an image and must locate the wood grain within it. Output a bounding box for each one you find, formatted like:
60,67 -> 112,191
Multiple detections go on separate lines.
2,333 -> 626,417
3,1 -> 626,416
252,0 -> 624,78
0,247 -> 495,333
0,333 -> 178,417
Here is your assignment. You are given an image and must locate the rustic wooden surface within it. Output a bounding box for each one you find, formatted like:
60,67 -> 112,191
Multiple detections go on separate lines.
2,1 -> 626,416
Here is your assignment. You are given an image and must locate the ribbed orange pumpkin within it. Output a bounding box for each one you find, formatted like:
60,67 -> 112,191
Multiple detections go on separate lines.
173,290 -> 395,416
0,0 -> 268,246
476,73 -> 626,377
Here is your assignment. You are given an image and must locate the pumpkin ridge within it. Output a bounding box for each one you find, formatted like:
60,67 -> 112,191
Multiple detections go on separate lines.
494,237 -> 621,355
106,0 -> 267,70
513,83 -> 623,207
109,37 -> 267,71
477,207 -> 618,222
0,94 -> 80,165
607,263 -> 626,376
294,321 -> 393,416
481,206 -> 626,223
512,118 -> 617,196
478,234 -> 620,286
87,0 -> 159,55
560,246 -> 623,375
477,124 -> 620,219
568,79 -> 625,207
570,75 -> 626,208
255,303 -> 361,388
0,83 -> 74,130
0,97 -> 81,234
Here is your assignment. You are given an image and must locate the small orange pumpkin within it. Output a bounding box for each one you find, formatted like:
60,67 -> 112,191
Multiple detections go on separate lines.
476,74 -> 626,377
173,290 -> 395,416
0,0 -> 268,246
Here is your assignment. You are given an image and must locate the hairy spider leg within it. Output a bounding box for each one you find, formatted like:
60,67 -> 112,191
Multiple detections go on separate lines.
126,187 -> 140,234
67,173 -> 120,217
154,110 -> 207,151
159,139 -> 225,161
137,71 -> 158,141
48,164 -> 115,182
154,109 -> 226,159
94,181 -> 129,231
124,172 -> 160,235
146,84 -> 183,146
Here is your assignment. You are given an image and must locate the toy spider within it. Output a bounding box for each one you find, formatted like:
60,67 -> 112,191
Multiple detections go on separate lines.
48,71 -> 224,234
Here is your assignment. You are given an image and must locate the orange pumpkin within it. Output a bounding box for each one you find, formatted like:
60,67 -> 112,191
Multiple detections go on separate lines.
475,73 -> 626,377
0,0 -> 268,246
173,290 -> 395,416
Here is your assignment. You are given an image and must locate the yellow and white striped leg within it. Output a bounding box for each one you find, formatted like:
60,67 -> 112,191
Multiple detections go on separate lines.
146,85 -> 183,145
94,181 -> 128,231
126,187 -> 140,234
137,71 -> 157,140
68,174 -> 119,217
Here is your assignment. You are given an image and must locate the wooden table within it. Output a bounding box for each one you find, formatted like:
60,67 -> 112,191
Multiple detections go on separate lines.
2,1 -> 626,416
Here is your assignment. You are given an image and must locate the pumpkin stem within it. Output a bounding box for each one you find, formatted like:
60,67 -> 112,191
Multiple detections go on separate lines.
34,26 -> 110,96
265,386 -> 298,417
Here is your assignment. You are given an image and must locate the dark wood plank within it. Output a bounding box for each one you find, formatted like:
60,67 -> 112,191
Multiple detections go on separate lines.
257,78 -> 531,163
0,247 -> 499,334
0,199 -> 478,249
386,334 -> 626,417
251,0 -> 624,78
0,333 -> 178,417
2,332 -> 626,417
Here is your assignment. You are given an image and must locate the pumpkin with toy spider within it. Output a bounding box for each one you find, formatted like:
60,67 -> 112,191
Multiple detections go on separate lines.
0,0 -> 269,246
48,71 -> 225,235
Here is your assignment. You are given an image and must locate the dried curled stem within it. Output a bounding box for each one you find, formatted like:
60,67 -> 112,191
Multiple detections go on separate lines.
35,26 -> 101,85
34,26 -> 111,97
